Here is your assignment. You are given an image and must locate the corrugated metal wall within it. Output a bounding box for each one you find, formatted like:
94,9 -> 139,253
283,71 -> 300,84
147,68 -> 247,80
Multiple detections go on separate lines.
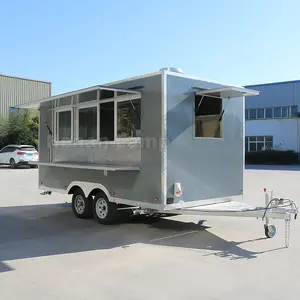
0,74 -> 51,116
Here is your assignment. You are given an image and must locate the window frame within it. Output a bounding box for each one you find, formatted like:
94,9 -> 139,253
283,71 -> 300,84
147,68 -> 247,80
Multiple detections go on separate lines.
54,107 -> 74,144
76,101 -> 99,144
193,95 -> 223,140
245,105 -> 298,120
115,96 -> 142,143
52,92 -> 141,146
245,135 -> 273,152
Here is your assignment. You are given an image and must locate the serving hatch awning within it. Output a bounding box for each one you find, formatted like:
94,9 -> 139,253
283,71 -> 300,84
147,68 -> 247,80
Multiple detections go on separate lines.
16,85 -> 142,109
194,86 -> 259,99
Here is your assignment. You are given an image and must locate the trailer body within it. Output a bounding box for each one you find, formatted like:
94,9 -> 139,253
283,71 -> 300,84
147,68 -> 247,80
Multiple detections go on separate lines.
18,69 -> 298,247
28,70 -> 247,210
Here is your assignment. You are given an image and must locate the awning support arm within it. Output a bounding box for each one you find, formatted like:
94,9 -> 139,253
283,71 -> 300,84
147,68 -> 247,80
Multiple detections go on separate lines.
195,95 -> 205,115
214,97 -> 230,138
39,109 -> 52,135
129,100 -> 141,124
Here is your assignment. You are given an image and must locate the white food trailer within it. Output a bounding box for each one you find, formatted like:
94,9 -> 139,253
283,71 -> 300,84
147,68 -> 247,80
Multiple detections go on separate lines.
18,68 -> 298,247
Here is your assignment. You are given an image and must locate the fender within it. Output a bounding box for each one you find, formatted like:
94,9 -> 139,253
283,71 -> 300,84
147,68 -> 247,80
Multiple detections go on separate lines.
67,181 -> 112,202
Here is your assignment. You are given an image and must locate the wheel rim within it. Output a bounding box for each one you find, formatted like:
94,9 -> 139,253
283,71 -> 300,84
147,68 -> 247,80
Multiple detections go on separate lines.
95,198 -> 108,219
74,195 -> 85,214
10,159 -> 15,167
268,225 -> 276,237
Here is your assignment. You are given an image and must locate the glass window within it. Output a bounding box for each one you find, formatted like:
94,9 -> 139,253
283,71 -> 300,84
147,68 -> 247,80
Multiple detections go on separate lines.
78,90 -> 98,103
265,141 -> 273,150
246,136 -> 273,152
266,136 -> 273,142
257,143 -> 264,151
78,107 -> 97,140
274,107 -> 281,118
0,147 -> 12,153
282,107 -> 288,117
249,109 -> 256,119
117,91 -> 130,97
257,109 -> 264,119
194,96 -> 222,138
245,109 -> 249,120
249,143 -> 256,151
19,146 -> 36,151
291,105 -> 298,117
59,96 -> 72,106
265,108 -> 273,118
57,111 -> 71,141
100,90 -> 114,100
100,102 -> 114,141
117,99 -> 141,138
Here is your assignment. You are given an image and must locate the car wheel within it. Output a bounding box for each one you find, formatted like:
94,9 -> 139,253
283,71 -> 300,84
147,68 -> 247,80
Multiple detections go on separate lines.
10,158 -> 16,169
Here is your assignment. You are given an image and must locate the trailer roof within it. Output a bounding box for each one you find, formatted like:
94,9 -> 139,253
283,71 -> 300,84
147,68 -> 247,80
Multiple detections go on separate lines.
16,85 -> 141,109
16,70 -> 259,109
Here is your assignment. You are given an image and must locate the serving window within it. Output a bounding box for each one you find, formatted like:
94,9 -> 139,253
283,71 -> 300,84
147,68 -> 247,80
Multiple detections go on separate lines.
194,95 -> 222,138
56,109 -> 72,142
53,88 -> 141,145
78,106 -> 98,141
117,99 -> 141,138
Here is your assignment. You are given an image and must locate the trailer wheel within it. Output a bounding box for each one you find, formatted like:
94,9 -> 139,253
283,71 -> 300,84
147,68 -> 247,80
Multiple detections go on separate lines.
93,192 -> 117,224
264,224 -> 276,238
72,188 -> 93,219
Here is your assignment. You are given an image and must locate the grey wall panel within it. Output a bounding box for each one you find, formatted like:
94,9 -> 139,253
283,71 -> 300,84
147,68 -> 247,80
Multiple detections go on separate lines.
166,74 -> 243,204
52,144 -> 141,167
0,75 -> 51,116
40,74 -> 164,206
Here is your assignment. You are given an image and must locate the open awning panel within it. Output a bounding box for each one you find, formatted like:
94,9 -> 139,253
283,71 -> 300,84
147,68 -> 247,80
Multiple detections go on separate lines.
194,86 -> 259,99
16,85 -> 142,109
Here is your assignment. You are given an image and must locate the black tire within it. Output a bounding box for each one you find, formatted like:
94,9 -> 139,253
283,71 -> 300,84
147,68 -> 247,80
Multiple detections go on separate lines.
264,224 -> 276,238
93,192 -> 118,224
72,188 -> 93,219
10,158 -> 16,169
30,164 -> 38,168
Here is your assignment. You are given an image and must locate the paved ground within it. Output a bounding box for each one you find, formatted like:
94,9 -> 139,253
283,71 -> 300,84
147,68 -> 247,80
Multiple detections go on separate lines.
1,166 -> 300,299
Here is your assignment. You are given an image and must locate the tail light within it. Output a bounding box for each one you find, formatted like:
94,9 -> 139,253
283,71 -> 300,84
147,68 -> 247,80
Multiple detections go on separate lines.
34,152 -> 38,155
17,151 -> 26,155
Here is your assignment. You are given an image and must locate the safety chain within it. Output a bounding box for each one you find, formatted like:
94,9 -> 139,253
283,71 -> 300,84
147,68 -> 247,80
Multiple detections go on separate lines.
285,217 -> 291,248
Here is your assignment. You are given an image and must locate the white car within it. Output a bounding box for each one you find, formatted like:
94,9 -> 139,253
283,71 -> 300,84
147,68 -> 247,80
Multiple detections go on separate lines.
0,144 -> 39,169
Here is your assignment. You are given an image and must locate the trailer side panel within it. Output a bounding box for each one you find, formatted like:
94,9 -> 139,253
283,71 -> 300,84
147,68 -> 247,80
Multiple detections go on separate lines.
38,74 -> 164,209
166,74 -> 244,206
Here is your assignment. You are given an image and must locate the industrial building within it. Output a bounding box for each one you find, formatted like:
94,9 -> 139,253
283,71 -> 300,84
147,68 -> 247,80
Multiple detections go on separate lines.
0,74 -> 51,117
245,80 -> 300,154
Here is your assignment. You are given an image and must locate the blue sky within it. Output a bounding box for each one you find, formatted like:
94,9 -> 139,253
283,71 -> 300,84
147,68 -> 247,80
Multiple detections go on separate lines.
1,0 -> 299,94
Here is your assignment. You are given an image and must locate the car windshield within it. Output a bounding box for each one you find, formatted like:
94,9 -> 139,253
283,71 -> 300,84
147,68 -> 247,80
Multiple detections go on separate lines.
19,146 -> 36,151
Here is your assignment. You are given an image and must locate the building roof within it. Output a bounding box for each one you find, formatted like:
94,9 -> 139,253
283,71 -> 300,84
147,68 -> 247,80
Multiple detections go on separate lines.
0,73 -> 51,85
246,79 -> 300,88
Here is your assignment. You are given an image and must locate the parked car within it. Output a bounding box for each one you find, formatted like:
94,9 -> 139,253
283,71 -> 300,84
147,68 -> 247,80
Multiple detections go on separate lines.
0,144 -> 39,168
